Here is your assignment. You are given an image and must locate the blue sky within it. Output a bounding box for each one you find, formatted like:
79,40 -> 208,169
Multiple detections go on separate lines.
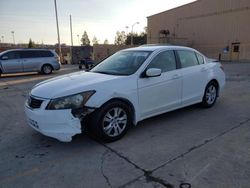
0,0 -> 196,45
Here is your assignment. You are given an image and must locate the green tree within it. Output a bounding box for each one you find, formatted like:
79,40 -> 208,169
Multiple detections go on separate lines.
114,31 -> 126,45
81,31 -> 90,45
125,32 -> 147,45
28,39 -> 36,48
92,36 -> 99,45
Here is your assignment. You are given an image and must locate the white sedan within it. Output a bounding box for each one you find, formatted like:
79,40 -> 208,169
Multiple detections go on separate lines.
25,45 -> 225,142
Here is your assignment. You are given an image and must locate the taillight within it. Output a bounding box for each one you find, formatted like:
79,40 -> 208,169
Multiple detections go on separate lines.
220,65 -> 224,72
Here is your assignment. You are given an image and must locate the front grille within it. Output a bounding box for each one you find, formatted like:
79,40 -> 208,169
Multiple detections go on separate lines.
28,96 -> 43,109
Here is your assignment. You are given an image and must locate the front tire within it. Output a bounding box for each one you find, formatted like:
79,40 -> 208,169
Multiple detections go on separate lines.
89,101 -> 132,142
201,81 -> 218,108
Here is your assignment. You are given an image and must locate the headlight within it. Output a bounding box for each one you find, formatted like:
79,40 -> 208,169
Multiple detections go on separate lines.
46,90 -> 95,110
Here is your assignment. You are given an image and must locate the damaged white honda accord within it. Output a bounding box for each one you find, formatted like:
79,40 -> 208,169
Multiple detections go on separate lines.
25,45 -> 225,142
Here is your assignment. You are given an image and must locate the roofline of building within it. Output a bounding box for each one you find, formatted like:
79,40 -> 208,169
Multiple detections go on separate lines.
147,0 -> 199,18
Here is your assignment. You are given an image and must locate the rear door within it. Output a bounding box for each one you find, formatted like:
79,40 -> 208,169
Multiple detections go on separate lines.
21,50 -> 41,72
0,51 -> 22,73
176,50 -> 208,105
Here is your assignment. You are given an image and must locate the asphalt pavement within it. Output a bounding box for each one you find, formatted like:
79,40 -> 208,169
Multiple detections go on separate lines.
0,63 -> 249,188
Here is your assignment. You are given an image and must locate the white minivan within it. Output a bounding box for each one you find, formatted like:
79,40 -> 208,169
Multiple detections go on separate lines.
25,45 -> 225,142
0,49 -> 61,76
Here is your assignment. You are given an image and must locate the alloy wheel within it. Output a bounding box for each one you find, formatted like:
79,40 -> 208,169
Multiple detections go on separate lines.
102,107 -> 127,137
206,85 -> 217,105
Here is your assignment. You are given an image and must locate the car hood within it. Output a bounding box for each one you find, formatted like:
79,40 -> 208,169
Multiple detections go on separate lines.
31,71 -> 121,99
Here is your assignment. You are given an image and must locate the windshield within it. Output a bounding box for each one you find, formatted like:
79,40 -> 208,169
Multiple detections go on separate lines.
91,51 -> 152,75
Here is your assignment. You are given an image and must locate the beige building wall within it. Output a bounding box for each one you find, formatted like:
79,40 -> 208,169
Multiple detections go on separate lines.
147,0 -> 250,61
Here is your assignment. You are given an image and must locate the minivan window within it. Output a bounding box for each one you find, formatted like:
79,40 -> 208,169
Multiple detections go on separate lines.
147,50 -> 176,72
177,50 -> 199,68
1,51 -> 20,60
20,51 -> 41,58
40,50 -> 54,57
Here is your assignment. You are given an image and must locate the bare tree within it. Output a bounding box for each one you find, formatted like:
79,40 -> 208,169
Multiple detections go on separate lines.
92,36 -> 99,45
114,31 -> 126,45
104,39 -> 109,44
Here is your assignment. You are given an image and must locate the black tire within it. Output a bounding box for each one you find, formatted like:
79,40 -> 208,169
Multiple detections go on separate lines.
88,100 -> 132,142
41,64 -> 53,75
79,65 -> 82,69
201,81 -> 218,108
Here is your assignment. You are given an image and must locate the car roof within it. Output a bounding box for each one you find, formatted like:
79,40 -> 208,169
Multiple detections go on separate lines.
1,48 -> 53,53
122,45 -> 197,53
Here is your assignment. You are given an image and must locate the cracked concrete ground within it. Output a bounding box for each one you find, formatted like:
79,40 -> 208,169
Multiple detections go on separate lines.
0,63 -> 250,188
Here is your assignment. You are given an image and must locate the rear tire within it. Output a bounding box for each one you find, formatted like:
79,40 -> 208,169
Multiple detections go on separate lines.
88,101 -> 132,142
201,81 -> 218,108
41,64 -> 53,75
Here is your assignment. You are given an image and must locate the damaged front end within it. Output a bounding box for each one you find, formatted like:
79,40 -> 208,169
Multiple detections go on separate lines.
25,91 -> 96,142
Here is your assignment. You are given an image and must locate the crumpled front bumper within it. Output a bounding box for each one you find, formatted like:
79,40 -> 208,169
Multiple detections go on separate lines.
25,104 -> 82,142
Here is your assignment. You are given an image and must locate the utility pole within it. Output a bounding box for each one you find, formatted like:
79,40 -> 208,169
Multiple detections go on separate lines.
54,0 -> 62,62
70,15 -> 73,46
70,15 -> 73,64
11,31 -> 15,44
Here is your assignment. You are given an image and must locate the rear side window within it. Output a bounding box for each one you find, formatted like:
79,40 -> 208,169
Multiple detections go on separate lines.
196,53 -> 204,64
148,50 -> 177,72
39,50 -> 54,57
20,51 -> 40,58
1,51 -> 20,60
177,50 -> 199,68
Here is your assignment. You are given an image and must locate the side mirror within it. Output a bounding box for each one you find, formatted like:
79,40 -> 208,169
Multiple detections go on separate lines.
146,68 -> 162,77
1,56 -> 8,60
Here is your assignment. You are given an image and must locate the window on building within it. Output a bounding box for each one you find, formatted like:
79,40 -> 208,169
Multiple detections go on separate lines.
177,50 -> 199,68
147,50 -> 177,72
233,45 -> 239,53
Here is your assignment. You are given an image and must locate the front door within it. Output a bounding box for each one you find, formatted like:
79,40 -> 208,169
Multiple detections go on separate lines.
231,43 -> 240,61
138,50 -> 182,119
0,51 -> 23,73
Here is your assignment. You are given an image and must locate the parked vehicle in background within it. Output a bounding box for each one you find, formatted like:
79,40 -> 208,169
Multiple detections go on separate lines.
25,45 -> 225,142
0,49 -> 61,76
79,57 -> 95,70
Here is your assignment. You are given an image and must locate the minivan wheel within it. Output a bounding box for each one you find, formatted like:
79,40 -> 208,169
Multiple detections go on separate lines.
90,101 -> 132,142
201,81 -> 218,108
41,64 -> 53,75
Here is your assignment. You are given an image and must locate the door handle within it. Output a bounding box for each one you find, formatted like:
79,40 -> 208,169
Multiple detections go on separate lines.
172,74 -> 181,79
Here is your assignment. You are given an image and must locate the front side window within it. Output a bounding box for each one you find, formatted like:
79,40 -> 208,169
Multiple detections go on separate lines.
91,51 -> 152,75
147,50 -> 177,72
196,53 -> 204,64
1,51 -> 20,60
177,50 -> 199,68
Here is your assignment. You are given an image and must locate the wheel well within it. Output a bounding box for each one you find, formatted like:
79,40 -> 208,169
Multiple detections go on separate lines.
102,98 -> 136,125
42,64 -> 54,70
